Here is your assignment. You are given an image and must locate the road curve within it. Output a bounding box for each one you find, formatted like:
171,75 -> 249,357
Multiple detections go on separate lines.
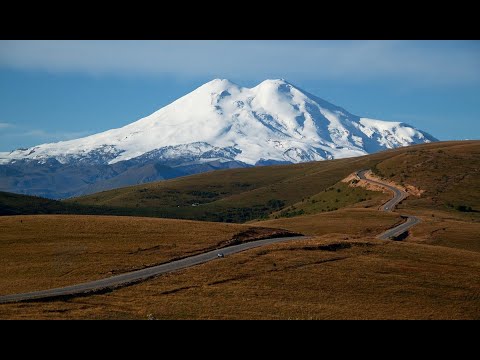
379,216 -> 421,240
356,170 -> 420,240
0,235 -> 305,304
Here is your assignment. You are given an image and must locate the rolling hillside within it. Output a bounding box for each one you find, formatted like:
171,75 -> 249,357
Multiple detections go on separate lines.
2,141 -> 478,223
0,191 -> 72,216
1,213 -> 479,319
69,141 -> 480,222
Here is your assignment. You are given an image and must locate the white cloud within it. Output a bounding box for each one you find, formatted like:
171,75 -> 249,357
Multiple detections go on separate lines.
0,122 -> 13,129
0,40 -> 478,85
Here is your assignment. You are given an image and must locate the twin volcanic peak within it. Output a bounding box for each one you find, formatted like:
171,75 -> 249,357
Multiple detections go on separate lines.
0,79 -> 436,166
0,79 -> 437,198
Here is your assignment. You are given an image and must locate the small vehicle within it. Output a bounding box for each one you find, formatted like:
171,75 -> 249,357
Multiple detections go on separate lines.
217,253 -> 225,258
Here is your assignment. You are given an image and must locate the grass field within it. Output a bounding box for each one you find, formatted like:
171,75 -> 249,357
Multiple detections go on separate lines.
373,142 -> 480,218
0,215 -> 294,295
255,208 -> 402,238
407,213 -> 480,253
1,234 -> 479,320
269,182 -> 388,218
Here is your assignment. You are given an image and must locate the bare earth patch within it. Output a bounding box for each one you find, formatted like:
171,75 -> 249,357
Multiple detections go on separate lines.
342,170 -> 424,197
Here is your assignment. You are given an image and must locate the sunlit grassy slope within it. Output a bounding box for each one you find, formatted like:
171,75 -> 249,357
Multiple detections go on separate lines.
2,141 -> 478,223
0,215 -> 294,295
68,141 -> 480,222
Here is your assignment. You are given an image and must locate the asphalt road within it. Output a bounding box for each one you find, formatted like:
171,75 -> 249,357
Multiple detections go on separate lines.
378,216 -> 421,240
356,170 -> 421,240
0,235 -> 305,304
0,169 -> 421,304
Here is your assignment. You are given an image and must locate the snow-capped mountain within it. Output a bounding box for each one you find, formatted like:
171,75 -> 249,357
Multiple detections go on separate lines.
0,79 -> 436,199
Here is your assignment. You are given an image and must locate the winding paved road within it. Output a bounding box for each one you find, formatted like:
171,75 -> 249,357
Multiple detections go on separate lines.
0,169 -> 420,304
356,170 -> 421,240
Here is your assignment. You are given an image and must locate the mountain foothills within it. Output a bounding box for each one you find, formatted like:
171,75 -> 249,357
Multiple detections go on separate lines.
0,79 -> 436,199
2,141 -> 477,225
70,140 -> 478,221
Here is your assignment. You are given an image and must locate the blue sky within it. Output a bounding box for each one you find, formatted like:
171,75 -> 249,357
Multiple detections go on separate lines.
0,40 -> 479,151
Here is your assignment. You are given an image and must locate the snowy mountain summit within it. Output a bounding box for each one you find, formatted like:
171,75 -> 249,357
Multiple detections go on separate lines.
1,79 -> 435,166
0,79 -> 436,198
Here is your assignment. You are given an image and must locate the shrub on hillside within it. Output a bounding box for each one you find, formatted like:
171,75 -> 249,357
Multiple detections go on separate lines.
456,205 -> 473,212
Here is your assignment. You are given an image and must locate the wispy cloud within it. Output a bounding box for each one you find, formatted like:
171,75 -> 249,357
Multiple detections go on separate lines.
0,122 -> 13,129
0,40 -> 479,85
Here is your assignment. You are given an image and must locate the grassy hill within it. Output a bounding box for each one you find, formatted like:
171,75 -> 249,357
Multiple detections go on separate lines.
0,215 -> 296,295
268,182 -> 388,218
3,141 -> 479,223
0,191 -> 126,217
0,191 -> 72,215
1,216 -> 479,319
68,141 -> 480,222
372,141 -> 480,214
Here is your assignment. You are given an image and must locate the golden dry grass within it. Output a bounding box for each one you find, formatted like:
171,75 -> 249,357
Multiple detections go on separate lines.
268,182 -> 388,218
254,208 -> 402,237
407,214 -> 480,253
0,215 -> 286,295
1,235 -> 479,319
0,206 -> 478,319
374,141 -> 480,218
